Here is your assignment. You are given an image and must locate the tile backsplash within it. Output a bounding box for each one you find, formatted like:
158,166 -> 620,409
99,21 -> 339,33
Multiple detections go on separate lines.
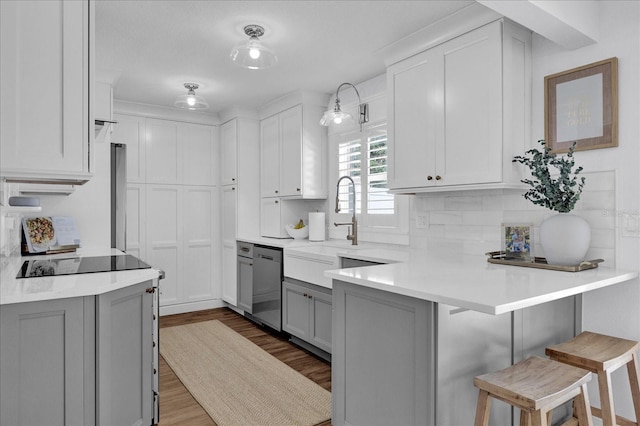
410,171 -> 617,266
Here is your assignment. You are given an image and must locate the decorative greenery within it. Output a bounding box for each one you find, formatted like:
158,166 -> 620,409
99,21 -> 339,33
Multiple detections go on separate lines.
512,139 -> 586,213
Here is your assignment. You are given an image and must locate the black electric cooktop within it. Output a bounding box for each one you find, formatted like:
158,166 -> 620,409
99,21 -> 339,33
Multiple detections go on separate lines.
16,255 -> 152,279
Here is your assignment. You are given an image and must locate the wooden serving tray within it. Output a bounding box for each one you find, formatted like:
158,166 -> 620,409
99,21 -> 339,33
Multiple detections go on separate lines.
486,251 -> 604,272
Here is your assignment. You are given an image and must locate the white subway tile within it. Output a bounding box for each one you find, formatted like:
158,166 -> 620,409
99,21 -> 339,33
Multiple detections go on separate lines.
590,228 -> 615,249
444,196 -> 482,211
429,211 -> 462,225
444,224 -> 483,241
462,211 -> 503,226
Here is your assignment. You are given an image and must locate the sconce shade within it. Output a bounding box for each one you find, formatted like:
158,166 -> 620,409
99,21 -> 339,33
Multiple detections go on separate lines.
230,25 -> 278,70
174,83 -> 209,110
320,82 -> 369,131
320,100 -> 356,126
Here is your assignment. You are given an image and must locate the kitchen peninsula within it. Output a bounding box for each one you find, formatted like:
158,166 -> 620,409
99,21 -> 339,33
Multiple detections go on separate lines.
0,249 -> 161,426
325,249 -> 638,426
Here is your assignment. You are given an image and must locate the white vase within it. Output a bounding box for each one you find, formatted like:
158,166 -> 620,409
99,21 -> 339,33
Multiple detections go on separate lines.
539,213 -> 591,266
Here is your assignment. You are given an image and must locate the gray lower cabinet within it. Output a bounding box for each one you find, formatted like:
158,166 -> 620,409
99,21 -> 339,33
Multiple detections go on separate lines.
332,279 -> 579,426
96,281 -> 153,426
332,280 -> 435,426
0,281 -> 153,426
282,278 -> 332,354
0,296 -> 96,426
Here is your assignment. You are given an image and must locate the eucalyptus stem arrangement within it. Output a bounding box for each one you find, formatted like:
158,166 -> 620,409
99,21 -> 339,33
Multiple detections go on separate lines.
512,140 -> 586,213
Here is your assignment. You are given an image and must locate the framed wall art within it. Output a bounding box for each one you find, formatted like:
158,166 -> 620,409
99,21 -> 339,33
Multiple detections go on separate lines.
501,224 -> 533,262
544,57 -> 618,153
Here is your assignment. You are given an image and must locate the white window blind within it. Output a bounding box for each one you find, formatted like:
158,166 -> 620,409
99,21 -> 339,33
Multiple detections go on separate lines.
367,132 -> 393,215
337,126 -> 393,216
337,138 -> 361,214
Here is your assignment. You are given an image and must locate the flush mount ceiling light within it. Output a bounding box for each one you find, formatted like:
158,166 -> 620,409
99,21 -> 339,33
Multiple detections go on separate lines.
320,83 -> 369,132
174,83 -> 209,110
230,24 -> 278,70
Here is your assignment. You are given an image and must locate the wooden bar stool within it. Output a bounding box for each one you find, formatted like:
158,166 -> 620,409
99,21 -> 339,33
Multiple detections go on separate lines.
474,356 -> 593,426
546,331 -> 640,426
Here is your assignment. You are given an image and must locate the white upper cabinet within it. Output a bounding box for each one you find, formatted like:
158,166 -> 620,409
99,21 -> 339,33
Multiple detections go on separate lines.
183,124 -> 217,186
260,115 -> 280,197
0,0 -> 93,184
146,119 -> 182,184
111,115 -> 216,186
388,20 -> 531,193
260,104 -> 327,199
220,119 -> 238,186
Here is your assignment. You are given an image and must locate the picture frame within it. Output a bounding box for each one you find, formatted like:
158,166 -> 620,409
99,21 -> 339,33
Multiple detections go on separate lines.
501,224 -> 533,262
544,57 -> 618,153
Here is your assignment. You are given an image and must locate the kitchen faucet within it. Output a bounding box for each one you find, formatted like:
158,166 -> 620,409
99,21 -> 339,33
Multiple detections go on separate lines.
334,176 -> 358,245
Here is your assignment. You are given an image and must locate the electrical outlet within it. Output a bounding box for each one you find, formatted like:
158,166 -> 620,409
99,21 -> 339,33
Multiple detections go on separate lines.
622,213 -> 640,237
416,214 -> 427,229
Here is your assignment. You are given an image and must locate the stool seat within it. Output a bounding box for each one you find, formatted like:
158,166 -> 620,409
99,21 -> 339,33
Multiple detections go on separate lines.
546,331 -> 640,426
546,331 -> 638,372
474,356 -> 593,426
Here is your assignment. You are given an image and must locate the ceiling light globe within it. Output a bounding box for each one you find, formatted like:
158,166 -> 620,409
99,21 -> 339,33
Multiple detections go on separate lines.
249,47 -> 261,59
187,96 -> 196,106
334,117 -> 343,124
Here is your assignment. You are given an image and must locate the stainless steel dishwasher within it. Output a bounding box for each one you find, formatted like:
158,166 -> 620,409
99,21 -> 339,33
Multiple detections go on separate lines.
237,242 -> 283,332
252,245 -> 283,331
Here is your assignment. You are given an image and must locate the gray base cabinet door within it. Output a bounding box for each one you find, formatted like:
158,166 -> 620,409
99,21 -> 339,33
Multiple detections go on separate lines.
0,297 -> 96,426
282,279 -> 332,354
332,280 -> 435,426
96,281 -> 153,426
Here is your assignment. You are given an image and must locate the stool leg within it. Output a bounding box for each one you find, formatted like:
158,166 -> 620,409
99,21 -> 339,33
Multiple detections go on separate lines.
597,368 -> 616,426
628,352 -> 640,424
519,411 -> 531,426
574,383 -> 594,426
474,389 -> 492,426
531,409 -> 548,426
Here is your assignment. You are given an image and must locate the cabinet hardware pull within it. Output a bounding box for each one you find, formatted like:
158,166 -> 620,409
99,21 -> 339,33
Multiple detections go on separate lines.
308,295 -> 312,299
427,176 -> 433,181
296,188 -> 300,191
232,178 -> 235,181
275,190 -> 279,194
145,287 -> 155,293
435,175 -> 442,181
153,368 -> 157,375
153,341 -> 156,347
232,187 -> 235,191
275,200 -> 279,204
303,293 -> 308,297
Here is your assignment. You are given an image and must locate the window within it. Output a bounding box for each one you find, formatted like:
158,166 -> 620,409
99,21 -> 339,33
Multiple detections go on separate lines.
336,124 -> 393,216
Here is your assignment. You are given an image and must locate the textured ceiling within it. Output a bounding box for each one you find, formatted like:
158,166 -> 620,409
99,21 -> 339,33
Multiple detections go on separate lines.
96,0 -> 475,115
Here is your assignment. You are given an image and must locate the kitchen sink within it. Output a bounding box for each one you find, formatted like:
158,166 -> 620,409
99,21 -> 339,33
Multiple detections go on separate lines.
283,242 -> 386,288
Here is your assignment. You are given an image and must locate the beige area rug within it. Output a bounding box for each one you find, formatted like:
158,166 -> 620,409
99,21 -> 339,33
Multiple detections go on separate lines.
160,320 -> 331,426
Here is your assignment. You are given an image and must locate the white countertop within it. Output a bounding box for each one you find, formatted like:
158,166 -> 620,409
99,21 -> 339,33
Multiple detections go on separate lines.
236,236 -> 298,248
0,248 -> 161,305
324,248 -> 638,315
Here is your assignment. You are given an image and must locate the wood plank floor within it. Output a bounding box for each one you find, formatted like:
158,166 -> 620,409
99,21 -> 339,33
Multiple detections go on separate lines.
158,307 -> 332,425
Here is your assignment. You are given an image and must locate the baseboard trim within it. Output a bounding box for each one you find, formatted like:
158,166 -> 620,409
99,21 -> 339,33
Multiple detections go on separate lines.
160,299 -> 226,316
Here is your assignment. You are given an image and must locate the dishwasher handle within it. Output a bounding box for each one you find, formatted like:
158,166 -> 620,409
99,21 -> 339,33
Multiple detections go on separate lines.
257,254 -> 274,261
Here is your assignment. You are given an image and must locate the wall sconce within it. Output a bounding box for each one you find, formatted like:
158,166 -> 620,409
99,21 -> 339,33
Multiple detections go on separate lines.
230,24 -> 278,70
174,83 -> 209,110
320,82 -> 369,132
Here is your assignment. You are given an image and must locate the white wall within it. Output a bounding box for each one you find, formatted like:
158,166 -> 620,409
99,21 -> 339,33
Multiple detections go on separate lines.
410,2 -> 639,418
533,2 -> 640,417
31,139 -> 111,250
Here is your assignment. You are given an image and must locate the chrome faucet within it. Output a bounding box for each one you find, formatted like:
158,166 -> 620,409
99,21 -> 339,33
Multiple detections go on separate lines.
334,176 -> 358,245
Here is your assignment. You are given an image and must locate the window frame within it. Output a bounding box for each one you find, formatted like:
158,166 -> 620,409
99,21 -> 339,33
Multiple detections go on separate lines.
329,121 -> 409,243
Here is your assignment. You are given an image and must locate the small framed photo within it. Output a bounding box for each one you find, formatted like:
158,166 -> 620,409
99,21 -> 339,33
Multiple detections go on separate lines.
502,224 -> 533,262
